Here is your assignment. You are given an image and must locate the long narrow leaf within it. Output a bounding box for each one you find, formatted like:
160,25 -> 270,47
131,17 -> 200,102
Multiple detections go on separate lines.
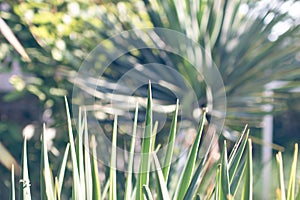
20,137 -> 32,200
220,140 -> 231,199
276,151 -> 286,200
41,124 -> 55,200
152,153 -> 171,200
75,108 -> 86,200
295,181 -> 300,200
125,103 -> 138,200
287,143 -> 298,200
229,128 -> 249,194
230,157 -> 246,197
64,97 -> 82,200
162,99 -> 179,181
91,135 -> 101,200
142,185 -> 154,200
151,121 -> 160,198
109,115 -> 118,200
183,133 -> 215,200
58,143 -> 70,197
151,121 -> 158,152
228,125 -> 248,166
173,109 -> 207,200
10,164 -> 15,200
215,164 -> 221,200
55,177 -> 61,200
83,110 -> 93,200
136,82 -> 153,200
102,178 -> 110,199
241,139 -> 253,200
0,17 -> 31,61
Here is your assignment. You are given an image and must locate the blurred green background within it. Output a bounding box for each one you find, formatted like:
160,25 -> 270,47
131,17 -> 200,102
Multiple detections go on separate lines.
0,0 -> 300,199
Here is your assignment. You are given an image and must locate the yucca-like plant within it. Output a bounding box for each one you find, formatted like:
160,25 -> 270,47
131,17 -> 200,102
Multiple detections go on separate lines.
9,85 -> 266,200
67,0 -> 300,133
5,0 -> 299,133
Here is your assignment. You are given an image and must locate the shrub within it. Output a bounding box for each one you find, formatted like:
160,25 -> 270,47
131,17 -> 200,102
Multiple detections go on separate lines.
9,86 -> 300,200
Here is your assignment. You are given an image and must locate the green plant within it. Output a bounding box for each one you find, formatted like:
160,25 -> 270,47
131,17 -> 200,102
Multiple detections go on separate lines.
10,86 -> 258,200
1,0 -> 299,133
2,0 -> 300,197
66,0 -> 300,131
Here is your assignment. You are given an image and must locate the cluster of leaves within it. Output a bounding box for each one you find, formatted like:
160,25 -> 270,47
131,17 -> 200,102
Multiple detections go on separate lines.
10,87 -> 300,199
1,0 -> 300,130
64,0 -> 300,130
1,0 -> 300,198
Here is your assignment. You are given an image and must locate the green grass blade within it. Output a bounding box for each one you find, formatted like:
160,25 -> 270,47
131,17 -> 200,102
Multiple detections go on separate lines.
91,135 -> 101,200
58,143 -> 70,197
10,164 -> 15,200
109,115 -> 118,200
173,109 -> 206,200
220,140 -> 231,199
152,152 -> 171,200
162,99 -> 179,181
136,82 -> 153,200
125,103 -> 138,200
276,151 -> 286,200
20,137 -> 32,200
41,124 -> 55,200
64,97 -> 82,200
83,110 -> 93,200
142,185 -> 154,200
287,143 -> 298,200
241,139 -> 253,200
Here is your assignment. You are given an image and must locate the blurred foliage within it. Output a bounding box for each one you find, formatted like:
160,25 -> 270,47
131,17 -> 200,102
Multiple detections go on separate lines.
1,0 -> 300,198
0,0 -> 299,132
